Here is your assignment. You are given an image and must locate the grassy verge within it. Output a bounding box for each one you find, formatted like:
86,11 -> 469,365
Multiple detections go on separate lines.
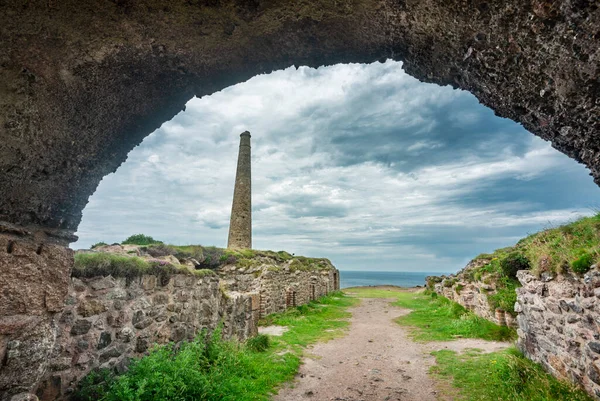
344,287 -> 515,342
431,347 -> 593,401
72,252 -> 215,281
74,291 -> 356,401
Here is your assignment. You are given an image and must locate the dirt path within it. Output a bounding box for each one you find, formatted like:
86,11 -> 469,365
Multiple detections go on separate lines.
273,296 -> 511,401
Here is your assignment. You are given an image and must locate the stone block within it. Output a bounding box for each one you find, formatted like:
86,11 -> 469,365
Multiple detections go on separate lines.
90,277 -> 116,291
97,331 -> 112,350
142,275 -> 157,291
99,346 -> 122,363
70,319 -> 92,336
77,299 -> 107,317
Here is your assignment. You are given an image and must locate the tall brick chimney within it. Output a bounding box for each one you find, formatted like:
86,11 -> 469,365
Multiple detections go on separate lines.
227,131 -> 252,249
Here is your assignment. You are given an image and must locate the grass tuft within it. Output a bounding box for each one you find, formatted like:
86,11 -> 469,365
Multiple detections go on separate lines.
245,334 -> 270,352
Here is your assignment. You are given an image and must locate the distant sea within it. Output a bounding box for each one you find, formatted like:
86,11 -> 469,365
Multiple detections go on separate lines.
339,270 -> 446,289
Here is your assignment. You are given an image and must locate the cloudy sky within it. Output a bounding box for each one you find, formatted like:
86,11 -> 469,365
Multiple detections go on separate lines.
73,60 -> 600,273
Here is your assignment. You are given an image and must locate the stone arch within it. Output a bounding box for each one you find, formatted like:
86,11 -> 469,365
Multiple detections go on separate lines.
0,1 -> 598,398
0,1 -> 599,235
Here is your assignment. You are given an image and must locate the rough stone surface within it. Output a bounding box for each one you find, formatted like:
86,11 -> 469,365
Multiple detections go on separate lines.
516,269 -> 600,399
227,131 -> 252,250
31,256 -> 338,400
0,234 -> 73,400
0,1 -> 599,232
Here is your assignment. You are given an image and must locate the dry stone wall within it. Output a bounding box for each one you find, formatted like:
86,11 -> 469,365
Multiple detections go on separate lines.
429,259 -> 517,327
219,260 -> 339,317
36,273 -> 255,400
34,254 -> 339,401
516,269 -> 600,399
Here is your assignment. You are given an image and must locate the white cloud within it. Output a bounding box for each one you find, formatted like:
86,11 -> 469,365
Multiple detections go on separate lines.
73,61 -> 600,273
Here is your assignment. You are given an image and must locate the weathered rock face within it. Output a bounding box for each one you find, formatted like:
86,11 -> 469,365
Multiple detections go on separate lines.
0,233 -> 73,400
516,269 -> 600,399
0,0 -> 599,232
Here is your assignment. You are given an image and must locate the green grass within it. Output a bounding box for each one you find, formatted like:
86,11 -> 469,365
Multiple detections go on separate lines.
431,347 -> 593,401
487,277 -> 519,316
72,252 -> 216,281
260,292 -> 357,349
345,288 -> 515,342
74,291 -> 356,401
477,213 -> 600,277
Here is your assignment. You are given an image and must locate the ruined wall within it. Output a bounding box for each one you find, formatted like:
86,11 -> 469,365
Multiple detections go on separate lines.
429,259 -> 517,327
35,273 -> 256,400
220,260 -> 339,317
516,269 -> 600,399
31,256 -> 338,400
430,263 -> 600,399
433,280 -> 516,327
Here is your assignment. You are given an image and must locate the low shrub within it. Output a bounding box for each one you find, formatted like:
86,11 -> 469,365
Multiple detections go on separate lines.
500,252 -> 530,278
488,278 -> 520,316
245,334 -> 270,352
73,253 -> 179,285
72,368 -> 116,401
571,251 -> 595,274
198,246 -> 225,269
455,284 -> 464,294
443,278 -> 456,288
91,242 -> 108,249
144,244 -> 175,257
122,234 -> 163,246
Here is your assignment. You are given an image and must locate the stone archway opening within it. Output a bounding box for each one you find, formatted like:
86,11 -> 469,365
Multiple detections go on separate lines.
1,1 -> 598,399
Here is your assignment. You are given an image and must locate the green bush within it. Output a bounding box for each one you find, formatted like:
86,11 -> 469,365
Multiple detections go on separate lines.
245,334 -> 270,352
72,368 -> 116,401
91,242 -> 108,249
571,251 -> 595,274
122,234 -> 163,246
488,278 -> 519,316
500,253 -> 530,278
443,278 -> 456,288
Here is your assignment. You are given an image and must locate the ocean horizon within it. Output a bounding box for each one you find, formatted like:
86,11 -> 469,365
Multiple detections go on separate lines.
339,270 -> 450,289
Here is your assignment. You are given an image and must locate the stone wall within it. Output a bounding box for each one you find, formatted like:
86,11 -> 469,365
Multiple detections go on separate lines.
516,269 -> 600,399
429,261 -> 600,399
34,254 -> 339,400
429,259 -> 517,327
219,260 -> 339,317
